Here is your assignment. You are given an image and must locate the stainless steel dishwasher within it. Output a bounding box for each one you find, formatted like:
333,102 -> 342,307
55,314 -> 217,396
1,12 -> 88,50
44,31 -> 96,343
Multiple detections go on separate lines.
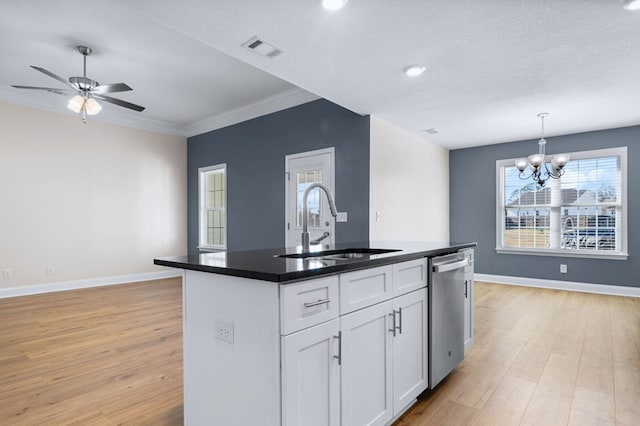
428,251 -> 469,388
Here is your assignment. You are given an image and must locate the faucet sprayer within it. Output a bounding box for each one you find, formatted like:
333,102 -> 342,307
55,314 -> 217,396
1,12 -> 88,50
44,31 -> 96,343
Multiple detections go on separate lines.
301,183 -> 338,251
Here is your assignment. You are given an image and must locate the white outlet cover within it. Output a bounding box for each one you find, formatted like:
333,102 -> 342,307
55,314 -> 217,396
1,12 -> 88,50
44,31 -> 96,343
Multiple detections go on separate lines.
214,318 -> 235,344
337,212 -> 348,222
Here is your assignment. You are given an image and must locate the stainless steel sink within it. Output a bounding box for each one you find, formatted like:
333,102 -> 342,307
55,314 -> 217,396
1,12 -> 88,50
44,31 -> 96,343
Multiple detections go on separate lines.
276,248 -> 401,260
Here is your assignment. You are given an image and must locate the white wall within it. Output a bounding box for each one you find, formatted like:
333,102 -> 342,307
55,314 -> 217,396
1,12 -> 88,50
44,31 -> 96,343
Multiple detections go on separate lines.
0,101 -> 187,289
370,116 -> 449,241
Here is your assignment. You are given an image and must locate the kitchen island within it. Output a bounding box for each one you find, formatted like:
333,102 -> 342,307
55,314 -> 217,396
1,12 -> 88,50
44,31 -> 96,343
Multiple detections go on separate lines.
155,240 -> 476,426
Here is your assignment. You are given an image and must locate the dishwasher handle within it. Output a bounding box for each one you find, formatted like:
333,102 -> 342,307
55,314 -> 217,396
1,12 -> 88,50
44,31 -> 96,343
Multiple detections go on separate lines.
432,258 -> 468,273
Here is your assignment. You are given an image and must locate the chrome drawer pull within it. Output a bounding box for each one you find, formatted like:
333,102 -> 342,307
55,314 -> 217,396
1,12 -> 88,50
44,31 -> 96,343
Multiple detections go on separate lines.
304,298 -> 330,308
333,332 -> 342,365
389,312 -> 397,337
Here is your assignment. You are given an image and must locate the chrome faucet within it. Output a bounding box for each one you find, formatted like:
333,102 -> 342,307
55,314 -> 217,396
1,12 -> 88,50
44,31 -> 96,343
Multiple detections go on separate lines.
301,183 -> 338,251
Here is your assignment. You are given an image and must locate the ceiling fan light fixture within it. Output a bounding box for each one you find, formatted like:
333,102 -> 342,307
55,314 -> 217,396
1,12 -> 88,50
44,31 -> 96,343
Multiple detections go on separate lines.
322,0 -> 348,11
623,0 -> 640,10
67,95 -> 85,113
85,98 -> 102,115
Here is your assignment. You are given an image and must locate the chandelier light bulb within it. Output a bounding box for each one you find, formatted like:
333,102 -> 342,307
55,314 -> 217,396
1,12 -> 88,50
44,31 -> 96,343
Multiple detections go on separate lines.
552,154 -> 570,169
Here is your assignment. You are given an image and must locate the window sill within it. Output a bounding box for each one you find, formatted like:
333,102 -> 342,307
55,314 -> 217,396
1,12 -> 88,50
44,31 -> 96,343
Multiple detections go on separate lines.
495,247 -> 628,260
198,245 -> 226,252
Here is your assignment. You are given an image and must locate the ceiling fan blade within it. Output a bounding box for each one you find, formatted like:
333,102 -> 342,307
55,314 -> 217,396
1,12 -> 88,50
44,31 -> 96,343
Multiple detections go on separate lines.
30,66 -> 75,88
92,83 -> 132,94
93,94 -> 145,112
11,85 -> 76,96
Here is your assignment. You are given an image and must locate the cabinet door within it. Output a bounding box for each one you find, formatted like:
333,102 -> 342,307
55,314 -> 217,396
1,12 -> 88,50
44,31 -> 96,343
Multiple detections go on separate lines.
282,319 -> 341,426
341,300 -> 393,426
392,289 -> 428,415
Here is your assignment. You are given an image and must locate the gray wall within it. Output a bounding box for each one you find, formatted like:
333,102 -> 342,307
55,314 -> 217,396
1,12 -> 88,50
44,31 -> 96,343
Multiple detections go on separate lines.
450,125 -> 638,288
187,99 -> 370,253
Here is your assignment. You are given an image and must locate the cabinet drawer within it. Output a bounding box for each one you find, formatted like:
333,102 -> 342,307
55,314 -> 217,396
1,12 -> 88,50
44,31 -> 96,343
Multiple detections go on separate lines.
339,265 -> 393,314
281,276 -> 339,335
392,258 -> 427,296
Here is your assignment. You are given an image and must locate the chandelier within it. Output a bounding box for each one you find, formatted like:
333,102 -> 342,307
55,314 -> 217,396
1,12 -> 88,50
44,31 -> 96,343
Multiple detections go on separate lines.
514,113 -> 570,188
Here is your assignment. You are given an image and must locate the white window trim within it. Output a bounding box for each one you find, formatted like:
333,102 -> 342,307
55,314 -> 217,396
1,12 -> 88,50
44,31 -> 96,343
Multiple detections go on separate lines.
495,147 -> 628,260
198,163 -> 227,251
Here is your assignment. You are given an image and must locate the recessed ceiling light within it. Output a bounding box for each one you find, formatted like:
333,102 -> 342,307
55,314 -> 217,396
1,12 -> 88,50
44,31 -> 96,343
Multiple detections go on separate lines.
424,128 -> 439,135
404,65 -> 426,77
322,0 -> 348,11
623,0 -> 640,10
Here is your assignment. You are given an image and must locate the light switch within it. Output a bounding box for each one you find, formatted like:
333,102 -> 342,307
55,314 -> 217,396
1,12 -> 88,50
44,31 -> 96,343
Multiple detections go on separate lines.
337,212 -> 348,222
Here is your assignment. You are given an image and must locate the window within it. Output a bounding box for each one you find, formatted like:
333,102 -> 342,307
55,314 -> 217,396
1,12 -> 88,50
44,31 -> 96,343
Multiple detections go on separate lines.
496,147 -> 627,259
199,164 -> 226,250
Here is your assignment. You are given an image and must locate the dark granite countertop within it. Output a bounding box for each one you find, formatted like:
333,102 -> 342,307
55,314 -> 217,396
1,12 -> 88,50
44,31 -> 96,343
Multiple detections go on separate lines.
154,240 -> 477,283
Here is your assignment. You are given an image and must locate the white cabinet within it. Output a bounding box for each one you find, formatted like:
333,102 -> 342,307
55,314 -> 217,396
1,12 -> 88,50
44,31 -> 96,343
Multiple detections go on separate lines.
281,259 -> 429,426
282,318 -> 341,426
280,276 -> 339,335
392,289 -> 428,413
461,248 -> 474,351
340,288 -> 428,425
341,300 -> 394,426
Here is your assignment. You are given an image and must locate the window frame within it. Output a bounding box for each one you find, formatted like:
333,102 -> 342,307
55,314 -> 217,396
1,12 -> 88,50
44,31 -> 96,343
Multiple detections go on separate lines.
198,163 -> 227,251
495,147 -> 628,260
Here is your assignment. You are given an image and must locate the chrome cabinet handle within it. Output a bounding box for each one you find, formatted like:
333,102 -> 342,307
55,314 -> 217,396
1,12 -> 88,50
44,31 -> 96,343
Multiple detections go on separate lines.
388,312 -> 397,337
304,298 -> 330,308
333,332 -> 342,365
397,308 -> 403,334
464,280 -> 468,298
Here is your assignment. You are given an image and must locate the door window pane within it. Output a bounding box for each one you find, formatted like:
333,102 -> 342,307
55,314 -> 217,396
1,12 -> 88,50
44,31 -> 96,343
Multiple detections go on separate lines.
295,170 -> 323,227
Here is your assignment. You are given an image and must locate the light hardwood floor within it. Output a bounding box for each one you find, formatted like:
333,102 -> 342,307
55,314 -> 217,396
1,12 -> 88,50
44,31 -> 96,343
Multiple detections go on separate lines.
1,279 -> 638,425
0,278 -> 183,425
395,282 -> 640,426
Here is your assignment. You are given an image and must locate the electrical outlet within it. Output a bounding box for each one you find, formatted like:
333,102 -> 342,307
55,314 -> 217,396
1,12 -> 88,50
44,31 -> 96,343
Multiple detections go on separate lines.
46,265 -> 55,275
560,264 -> 567,274
376,211 -> 382,222
336,212 -> 348,222
215,318 -> 234,344
2,269 -> 13,279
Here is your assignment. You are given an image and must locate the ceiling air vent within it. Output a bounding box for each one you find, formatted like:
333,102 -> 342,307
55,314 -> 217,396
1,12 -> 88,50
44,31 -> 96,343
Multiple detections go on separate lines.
242,36 -> 283,58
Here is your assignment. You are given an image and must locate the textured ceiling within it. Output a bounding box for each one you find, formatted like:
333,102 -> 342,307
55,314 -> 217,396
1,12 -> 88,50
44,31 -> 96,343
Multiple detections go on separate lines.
2,0 -> 640,149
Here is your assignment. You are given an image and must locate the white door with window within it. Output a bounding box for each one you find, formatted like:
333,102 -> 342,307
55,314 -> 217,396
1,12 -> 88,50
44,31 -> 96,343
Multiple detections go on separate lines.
285,148 -> 335,248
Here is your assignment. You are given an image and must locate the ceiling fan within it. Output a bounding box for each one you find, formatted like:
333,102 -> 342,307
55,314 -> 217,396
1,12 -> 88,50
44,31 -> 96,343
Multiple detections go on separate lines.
11,45 -> 145,123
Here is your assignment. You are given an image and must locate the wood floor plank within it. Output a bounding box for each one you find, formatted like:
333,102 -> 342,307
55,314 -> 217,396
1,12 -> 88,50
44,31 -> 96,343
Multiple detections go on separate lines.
470,375 -> 536,426
567,386 -> 615,426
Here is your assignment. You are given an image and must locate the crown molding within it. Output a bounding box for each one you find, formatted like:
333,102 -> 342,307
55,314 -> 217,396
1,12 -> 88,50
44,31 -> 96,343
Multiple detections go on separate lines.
185,87 -> 319,137
0,87 -> 319,138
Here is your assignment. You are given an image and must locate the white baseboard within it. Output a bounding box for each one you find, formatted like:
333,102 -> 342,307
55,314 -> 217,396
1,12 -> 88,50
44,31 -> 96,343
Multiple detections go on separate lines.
474,273 -> 640,298
0,270 -> 183,299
